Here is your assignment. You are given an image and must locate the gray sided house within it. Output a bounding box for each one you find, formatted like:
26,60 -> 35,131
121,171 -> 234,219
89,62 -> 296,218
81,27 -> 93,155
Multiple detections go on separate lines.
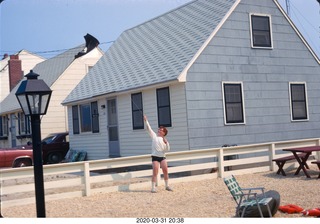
63,0 -> 320,161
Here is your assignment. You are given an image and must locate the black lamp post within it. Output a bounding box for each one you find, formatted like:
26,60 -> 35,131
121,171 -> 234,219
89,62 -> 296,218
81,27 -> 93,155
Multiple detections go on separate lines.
15,70 -> 52,218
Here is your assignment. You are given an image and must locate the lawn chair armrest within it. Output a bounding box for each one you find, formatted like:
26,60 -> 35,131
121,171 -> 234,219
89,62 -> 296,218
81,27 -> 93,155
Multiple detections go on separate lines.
242,187 -> 265,196
234,192 -> 258,201
241,187 -> 265,191
234,192 -> 258,197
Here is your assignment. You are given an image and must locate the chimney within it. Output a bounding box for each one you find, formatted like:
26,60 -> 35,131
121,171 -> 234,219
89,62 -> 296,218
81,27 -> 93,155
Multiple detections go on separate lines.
8,55 -> 23,91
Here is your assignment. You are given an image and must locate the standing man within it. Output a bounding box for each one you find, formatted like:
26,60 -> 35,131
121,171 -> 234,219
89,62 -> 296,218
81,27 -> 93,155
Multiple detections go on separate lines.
144,115 -> 172,193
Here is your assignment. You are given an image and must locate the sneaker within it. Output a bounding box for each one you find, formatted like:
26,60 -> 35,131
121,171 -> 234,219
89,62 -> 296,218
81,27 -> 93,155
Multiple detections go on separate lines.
151,189 -> 157,193
165,186 -> 173,191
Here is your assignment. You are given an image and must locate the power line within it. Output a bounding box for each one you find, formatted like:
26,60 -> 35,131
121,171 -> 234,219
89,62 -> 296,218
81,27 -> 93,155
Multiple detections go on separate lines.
289,1 -> 320,56
0,40 -> 114,59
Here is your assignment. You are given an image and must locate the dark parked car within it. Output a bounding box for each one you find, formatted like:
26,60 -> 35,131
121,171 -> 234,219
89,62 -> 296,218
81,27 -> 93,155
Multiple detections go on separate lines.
39,132 -> 70,164
0,132 -> 69,168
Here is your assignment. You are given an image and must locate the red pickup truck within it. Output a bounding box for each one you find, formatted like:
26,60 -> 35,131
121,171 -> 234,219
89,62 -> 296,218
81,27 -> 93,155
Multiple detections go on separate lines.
0,147 -> 33,167
0,132 -> 69,168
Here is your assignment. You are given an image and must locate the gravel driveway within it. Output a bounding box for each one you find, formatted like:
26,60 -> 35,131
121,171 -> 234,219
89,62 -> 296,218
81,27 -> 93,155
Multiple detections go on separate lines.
2,166 -> 320,218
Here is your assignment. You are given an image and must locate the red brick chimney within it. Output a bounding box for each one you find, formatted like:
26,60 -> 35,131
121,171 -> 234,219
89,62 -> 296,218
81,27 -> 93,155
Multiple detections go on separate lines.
8,55 -> 23,91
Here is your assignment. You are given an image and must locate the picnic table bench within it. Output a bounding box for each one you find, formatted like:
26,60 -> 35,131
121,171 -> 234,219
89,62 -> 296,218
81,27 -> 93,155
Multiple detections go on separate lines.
272,153 -> 308,176
311,160 -> 320,178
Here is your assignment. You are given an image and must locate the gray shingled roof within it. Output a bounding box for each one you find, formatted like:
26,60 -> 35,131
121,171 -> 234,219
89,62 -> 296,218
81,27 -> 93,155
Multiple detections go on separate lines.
63,0 -> 237,104
0,45 -> 85,114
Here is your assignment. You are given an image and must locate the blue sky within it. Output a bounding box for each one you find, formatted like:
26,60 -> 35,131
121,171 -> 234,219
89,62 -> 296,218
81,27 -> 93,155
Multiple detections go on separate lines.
0,0 -> 319,59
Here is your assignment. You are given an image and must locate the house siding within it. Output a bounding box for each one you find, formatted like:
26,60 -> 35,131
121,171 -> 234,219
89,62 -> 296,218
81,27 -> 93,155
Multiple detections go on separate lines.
119,83 -> 189,157
40,49 -> 102,138
68,83 -> 189,160
67,99 -> 109,159
185,0 -> 320,149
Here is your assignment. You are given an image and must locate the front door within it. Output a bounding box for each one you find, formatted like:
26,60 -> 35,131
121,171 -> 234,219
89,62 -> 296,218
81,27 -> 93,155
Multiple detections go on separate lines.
107,99 -> 120,157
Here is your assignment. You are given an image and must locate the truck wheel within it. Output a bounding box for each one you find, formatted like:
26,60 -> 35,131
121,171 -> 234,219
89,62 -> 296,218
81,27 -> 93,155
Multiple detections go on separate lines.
13,159 -> 32,168
47,152 -> 62,164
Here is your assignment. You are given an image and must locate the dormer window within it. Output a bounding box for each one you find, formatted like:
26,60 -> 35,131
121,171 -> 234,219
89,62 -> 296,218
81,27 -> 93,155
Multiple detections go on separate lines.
250,14 -> 273,48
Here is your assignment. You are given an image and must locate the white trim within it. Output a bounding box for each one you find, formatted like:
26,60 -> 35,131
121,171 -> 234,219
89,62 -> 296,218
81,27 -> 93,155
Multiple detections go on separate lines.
177,0 -> 241,82
288,82 -> 309,122
249,13 -> 273,49
221,81 -> 246,126
273,0 -> 320,64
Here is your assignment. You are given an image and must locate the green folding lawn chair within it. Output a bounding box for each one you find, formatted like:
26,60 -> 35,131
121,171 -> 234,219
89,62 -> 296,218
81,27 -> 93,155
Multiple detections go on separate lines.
223,175 -> 272,217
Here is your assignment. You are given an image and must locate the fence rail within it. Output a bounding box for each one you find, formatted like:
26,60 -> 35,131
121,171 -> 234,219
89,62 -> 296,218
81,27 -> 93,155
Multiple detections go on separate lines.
1,138 -> 320,208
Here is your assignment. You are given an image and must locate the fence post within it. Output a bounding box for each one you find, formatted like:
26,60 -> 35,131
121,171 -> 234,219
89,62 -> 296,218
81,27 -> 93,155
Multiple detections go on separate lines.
218,148 -> 224,178
316,139 -> 320,160
269,143 -> 275,171
84,162 -> 91,196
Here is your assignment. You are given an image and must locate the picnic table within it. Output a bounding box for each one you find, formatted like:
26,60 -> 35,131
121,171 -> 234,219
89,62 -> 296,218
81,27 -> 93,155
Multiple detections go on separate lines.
272,153 -> 307,176
283,146 -> 320,178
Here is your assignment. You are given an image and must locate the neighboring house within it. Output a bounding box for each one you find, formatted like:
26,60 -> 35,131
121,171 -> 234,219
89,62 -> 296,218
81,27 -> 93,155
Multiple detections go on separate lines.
0,39 -> 103,148
0,50 -> 45,102
62,0 -> 320,161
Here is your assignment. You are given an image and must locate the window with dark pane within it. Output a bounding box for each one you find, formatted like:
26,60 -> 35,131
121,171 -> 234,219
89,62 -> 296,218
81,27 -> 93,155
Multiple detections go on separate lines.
0,116 -> 8,137
18,112 -> 30,135
80,104 -> 92,132
72,105 -> 80,134
291,84 -> 308,120
156,87 -> 172,127
224,83 -> 244,124
91,101 -> 100,133
251,15 -> 272,47
131,93 -> 144,130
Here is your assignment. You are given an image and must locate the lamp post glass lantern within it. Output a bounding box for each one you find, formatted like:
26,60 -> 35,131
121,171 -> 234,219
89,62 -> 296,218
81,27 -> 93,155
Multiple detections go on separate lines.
16,70 -> 52,116
15,70 -> 52,218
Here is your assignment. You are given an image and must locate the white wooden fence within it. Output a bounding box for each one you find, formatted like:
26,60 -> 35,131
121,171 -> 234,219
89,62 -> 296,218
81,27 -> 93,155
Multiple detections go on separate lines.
1,138 -> 320,208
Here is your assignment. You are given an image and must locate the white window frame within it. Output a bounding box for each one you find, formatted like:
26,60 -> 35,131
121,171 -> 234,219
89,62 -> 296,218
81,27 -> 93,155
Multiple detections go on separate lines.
249,13 -> 273,49
289,82 -> 309,122
222,81 -> 246,125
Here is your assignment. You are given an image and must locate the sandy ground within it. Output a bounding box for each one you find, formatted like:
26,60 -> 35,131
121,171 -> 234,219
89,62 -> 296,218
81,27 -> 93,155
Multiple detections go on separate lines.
1,165 -> 320,218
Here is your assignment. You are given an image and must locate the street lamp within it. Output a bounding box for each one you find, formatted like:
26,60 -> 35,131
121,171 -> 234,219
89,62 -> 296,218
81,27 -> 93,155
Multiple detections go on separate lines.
15,70 -> 52,218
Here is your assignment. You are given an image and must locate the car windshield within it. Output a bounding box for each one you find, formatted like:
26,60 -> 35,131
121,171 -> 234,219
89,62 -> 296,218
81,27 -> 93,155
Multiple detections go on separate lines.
42,135 -> 56,144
